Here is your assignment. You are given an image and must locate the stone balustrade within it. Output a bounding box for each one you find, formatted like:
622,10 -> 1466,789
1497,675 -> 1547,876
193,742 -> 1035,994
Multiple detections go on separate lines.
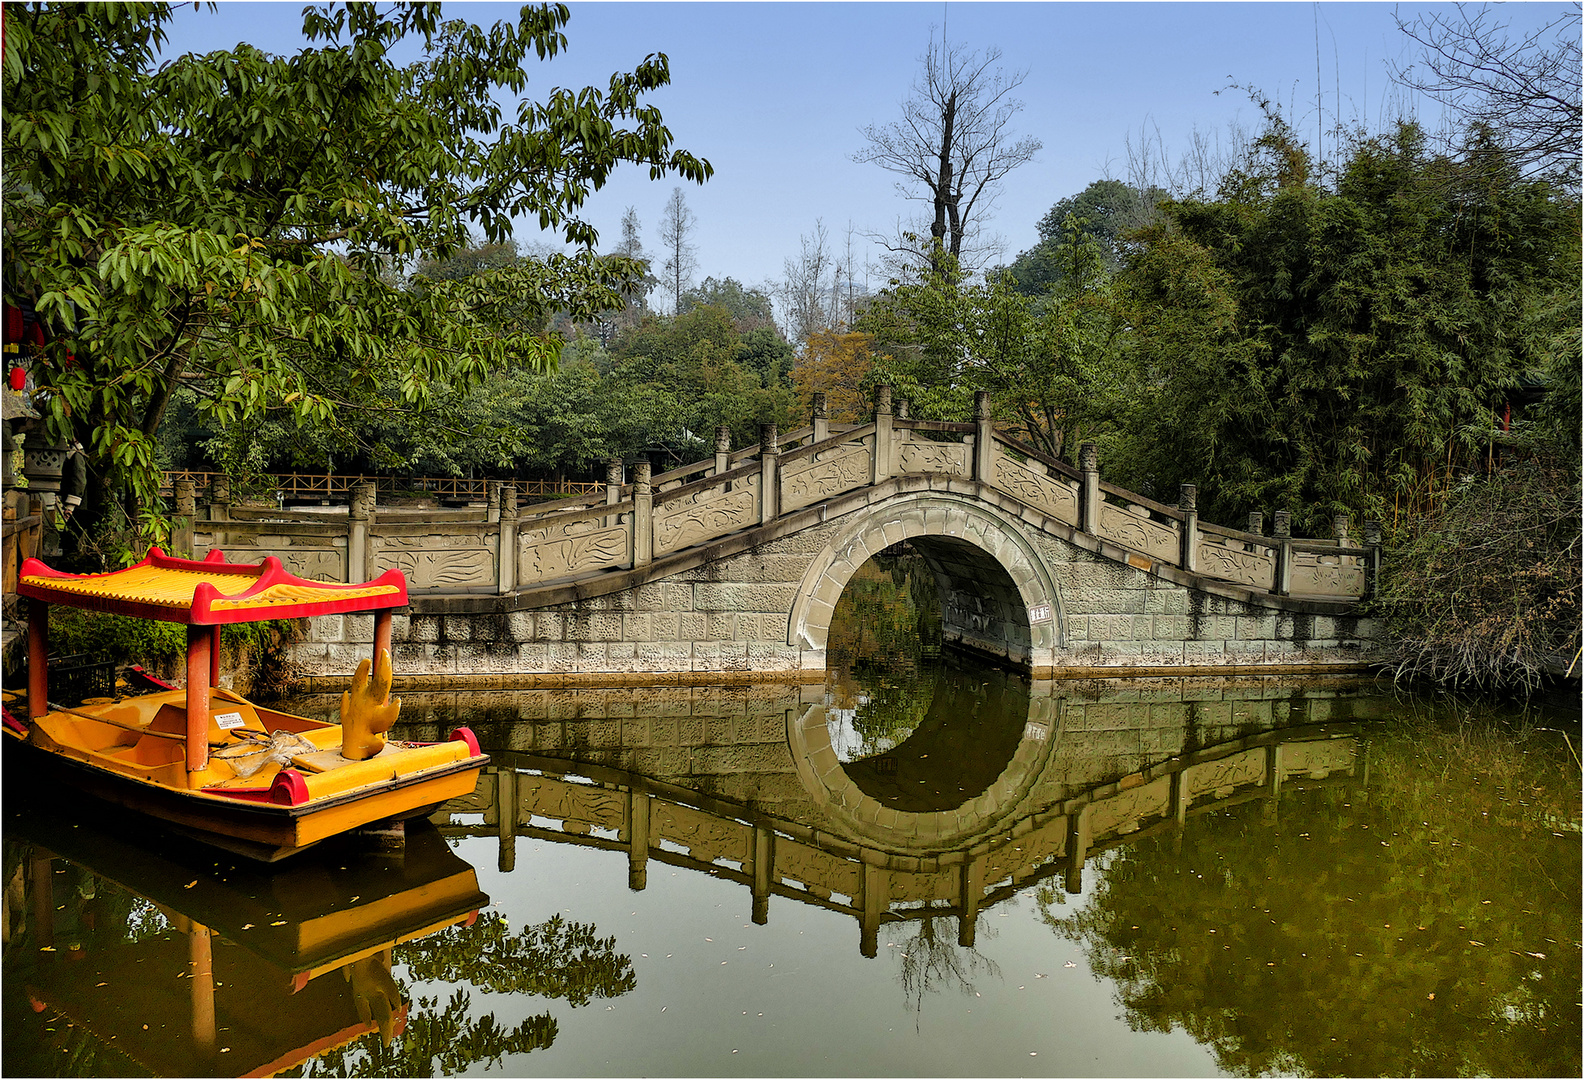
192,386 -> 1378,606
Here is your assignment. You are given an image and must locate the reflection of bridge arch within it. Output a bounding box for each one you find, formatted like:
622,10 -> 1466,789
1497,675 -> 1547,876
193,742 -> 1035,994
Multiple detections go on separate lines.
434,722 -> 1366,958
787,492 -> 1066,671
786,696 -> 1063,854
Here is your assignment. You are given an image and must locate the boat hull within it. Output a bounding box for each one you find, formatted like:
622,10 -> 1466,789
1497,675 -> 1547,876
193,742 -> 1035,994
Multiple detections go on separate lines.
6,730 -> 486,862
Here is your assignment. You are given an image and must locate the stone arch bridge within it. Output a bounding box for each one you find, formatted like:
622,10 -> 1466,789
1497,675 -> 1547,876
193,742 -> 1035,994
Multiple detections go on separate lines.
186,389 -> 1381,684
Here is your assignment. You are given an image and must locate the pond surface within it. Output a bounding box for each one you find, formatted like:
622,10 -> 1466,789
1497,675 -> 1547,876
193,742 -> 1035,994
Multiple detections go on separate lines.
4,664 -> 1579,1078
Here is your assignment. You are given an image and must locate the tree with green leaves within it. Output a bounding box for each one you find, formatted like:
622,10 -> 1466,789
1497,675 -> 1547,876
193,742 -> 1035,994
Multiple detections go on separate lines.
1001,178 -> 1165,295
1107,116 -> 1579,530
608,302 -> 798,454
857,236 -> 1127,461
678,276 -> 778,334
3,1 -> 710,560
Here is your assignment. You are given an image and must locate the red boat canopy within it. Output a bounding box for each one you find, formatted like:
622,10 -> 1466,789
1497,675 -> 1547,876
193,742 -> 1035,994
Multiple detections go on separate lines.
18,548 -> 408,625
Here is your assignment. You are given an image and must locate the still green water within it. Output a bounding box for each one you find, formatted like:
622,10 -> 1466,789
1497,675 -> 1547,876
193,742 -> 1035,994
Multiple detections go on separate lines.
3,667 -> 1579,1077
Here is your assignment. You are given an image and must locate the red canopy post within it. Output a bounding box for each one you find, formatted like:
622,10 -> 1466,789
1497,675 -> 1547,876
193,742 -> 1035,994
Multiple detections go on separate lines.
27,599 -> 47,721
186,625 -> 212,773
374,607 -> 393,664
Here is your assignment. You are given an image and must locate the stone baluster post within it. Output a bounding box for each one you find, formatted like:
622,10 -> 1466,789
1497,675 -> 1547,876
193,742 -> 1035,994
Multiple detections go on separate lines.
872,385 -> 893,485
860,861 -> 887,959
1065,806 -> 1091,894
173,479 -> 196,557
973,391 -> 995,484
1247,511 -> 1264,536
497,483 -> 517,594
759,423 -> 780,526
1079,442 -> 1100,535
486,482 -> 501,524
811,393 -> 828,444
1332,513 -> 1351,545
714,425 -> 732,476
626,789 -> 650,891
208,476 -> 231,523
348,481 -> 376,583
1178,484 -> 1198,572
605,457 -> 623,528
496,767 -> 518,873
1363,519 -> 1383,598
895,398 -> 910,420
958,856 -> 984,948
751,825 -> 773,925
1273,510 -> 1293,596
631,460 -> 653,568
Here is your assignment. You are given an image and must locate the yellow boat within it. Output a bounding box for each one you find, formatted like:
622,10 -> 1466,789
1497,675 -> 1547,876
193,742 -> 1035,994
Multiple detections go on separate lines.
6,548 -> 487,861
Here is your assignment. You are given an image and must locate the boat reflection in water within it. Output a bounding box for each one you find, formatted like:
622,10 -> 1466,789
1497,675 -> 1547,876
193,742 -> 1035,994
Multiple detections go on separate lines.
2,808 -> 487,1076
428,673 -> 1376,958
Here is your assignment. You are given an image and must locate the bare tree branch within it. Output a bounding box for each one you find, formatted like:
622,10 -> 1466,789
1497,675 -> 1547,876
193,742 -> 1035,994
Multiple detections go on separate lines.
855,33 -> 1041,279
1391,2 -> 1582,188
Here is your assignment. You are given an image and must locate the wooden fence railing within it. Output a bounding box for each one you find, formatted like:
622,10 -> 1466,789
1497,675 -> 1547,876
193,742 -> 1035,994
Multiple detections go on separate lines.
160,471 -> 601,502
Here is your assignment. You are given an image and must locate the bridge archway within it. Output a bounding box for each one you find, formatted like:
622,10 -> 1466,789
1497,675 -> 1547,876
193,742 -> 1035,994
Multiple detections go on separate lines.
787,492 -> 1064,672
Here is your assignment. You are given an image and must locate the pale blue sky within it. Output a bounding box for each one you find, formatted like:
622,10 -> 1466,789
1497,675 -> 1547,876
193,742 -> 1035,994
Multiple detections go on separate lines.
158,2 -> 1574,301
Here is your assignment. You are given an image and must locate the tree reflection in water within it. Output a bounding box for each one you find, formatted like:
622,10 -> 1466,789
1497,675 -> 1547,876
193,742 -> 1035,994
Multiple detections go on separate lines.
889,914 -> 1000,1024
288,912 -> 635,1077
1039,715 -> 1581,1078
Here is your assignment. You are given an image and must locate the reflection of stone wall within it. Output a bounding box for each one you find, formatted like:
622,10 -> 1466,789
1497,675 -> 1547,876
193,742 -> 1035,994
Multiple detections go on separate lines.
427,679 -> 1375,952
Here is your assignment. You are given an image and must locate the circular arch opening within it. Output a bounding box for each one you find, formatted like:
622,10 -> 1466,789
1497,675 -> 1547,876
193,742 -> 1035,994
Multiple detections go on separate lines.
789,493 -> 1062,673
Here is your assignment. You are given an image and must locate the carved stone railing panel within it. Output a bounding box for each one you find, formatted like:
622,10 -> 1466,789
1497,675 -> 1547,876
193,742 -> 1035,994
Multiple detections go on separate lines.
522,775 -> 627,832
1290,553 -> 1366,598
211,540 -> 348,583
1280,739 -> 1357,780
1097,502 -> 1180,564
654,476 -> 760,555
652,801 -> 752,864
1086,776 -> 1172,839
780,444 -> 874,513
1184,748 -> 1265,800
373,532 -> 496,590
519,515 -> 629,584
896,440 -> 968,477
1196,537 -> 1277,590
980,819 -> 1065,887
992,455 -> 1080,526
774,837 -> 862,900
888,864 -> 958,904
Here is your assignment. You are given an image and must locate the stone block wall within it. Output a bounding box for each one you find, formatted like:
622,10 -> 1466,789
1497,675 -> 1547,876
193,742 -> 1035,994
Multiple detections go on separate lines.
1034,532 -> 1376,672
294,519 -> 844,683
286,485 -> 1377,685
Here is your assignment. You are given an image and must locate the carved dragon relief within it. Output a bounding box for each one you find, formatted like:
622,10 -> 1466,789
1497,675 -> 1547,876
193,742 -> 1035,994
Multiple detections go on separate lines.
1196,540 -> 1276,588
897,441 -> 968,476
652,801 -> 751,863
1098,504 -> 1179,562
773,837 -> 862,897
522,776 -> 627,831
655,485 -> 759,554
780,446 -> 873,512
993,456 -> 1080,524
378,535 -> 495,588
520,518 -> 628,582
225,546 -> 344,582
